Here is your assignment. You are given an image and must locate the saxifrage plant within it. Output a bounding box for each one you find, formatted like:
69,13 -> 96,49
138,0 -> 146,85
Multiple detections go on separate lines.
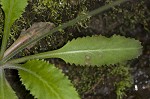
0,0 -> 142,99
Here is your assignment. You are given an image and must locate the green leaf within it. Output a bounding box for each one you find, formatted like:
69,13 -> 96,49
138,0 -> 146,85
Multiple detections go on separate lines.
1,0 -> 28,26
8,35 -> 142,66
25,35 -> 141,66
19,60 -> 80,99
0,69 -> 17,99
0,0 -> 28,58
52,35 -> 142,66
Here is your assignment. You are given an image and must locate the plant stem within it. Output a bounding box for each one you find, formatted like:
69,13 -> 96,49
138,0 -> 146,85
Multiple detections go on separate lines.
7,51 -> 57,64
0,20 -> 11,59
3,0 -> 127,63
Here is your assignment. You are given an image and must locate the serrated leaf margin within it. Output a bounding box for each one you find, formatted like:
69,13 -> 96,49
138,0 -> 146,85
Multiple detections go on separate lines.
18,59 -> 80,99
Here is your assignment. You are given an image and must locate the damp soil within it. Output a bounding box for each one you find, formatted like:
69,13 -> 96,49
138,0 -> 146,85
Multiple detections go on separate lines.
3,0 -> 150,99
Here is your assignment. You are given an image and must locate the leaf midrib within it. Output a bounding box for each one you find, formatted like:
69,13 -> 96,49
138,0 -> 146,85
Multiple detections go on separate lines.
52,47 -> 141,55
5,65 -> 62,99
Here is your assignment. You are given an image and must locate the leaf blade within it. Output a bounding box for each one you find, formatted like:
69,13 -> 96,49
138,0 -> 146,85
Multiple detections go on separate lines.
0,69 -> 17,99
19,60 -> 80,99
1,0 -> 28,26
40,35 -> 142,66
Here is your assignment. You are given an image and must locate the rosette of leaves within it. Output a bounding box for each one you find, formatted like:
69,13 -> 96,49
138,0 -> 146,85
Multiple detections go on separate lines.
0,0 -> 142,99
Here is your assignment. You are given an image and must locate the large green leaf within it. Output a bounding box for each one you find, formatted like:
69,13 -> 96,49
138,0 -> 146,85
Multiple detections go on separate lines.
24,35 -> 141,66
52,35 -> 142,66
0,69 -> 17,99
19,60 -> 80,99
8,35 -> 142,66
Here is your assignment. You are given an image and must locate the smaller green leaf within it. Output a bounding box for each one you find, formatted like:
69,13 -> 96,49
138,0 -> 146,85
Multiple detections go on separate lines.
19,60 -> 80,99
1,0 -> 28,26
0,69 -> 17,99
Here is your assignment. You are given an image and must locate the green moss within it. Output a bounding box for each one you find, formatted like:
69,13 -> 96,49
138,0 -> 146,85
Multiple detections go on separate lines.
65,63 -> 133,98
109,64 -> 132,99
32,0 -> 89,27
65,65 -> 104,95
103,0 -> 150,35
